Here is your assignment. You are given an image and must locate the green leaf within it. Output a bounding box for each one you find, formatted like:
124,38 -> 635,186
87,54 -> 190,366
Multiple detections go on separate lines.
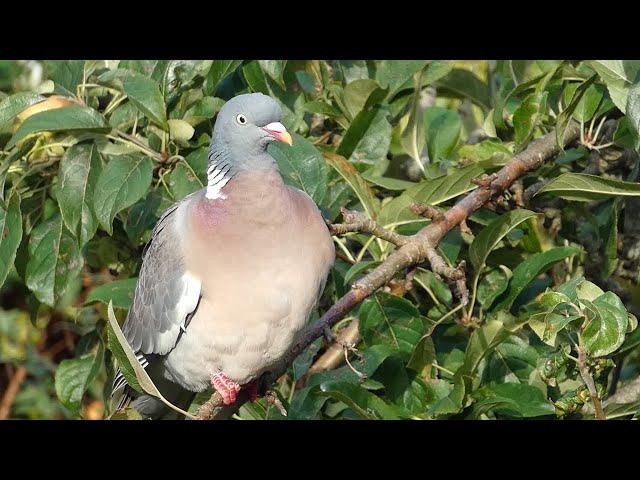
7,105 -> 109,148
576,280 -> 605,302
106,301 -> 195,418
461,317 -> 510,378
421,61 -> 453,87
269,133 -> 327,206
0,92 -> 44,128
323,152 -> 380,219
477,268 -> 509,308
303,100 -> 342,117
378,163 -> 483,228
526,295 -> 580,347
400,74 -> 426,164
183,96 -> 224,125
360,172 -> 416,191
599,198 -> 622,278
347,108 -> 392,166
55,346 -> 103,417
338,60 -> 371,83
242,61 -> 270,95
0,193 -> 22,288
46,60 -> 85,93
563,83 -> 605,123
124,191 -> 162,245
344,260 -> 381,285
204,60 -> 243,95
468,209 -> 538,273
318,381 -> 401,419
359,293 -> 424,359
430,372 -> 465,416
458,139 -> 513,166
168,161 -> 203,201
582,292 -> 629,357
84,278 -> 137,310
587,60 -> 640,113
57,143 -> 102,247
407,334 -> 436,374
555,75 -> 596,148
482,335 -> 539,385
537,173 -> 640,201
412,268 -> 452,306
93,154 -> 154,235
375,60 -> 428,98
123,74 -> 167,129
25,213 -> 83,307
423,107 -> 461,162
513,91 -> 547,148
626,81 -> 640,147
493,246 -> 581,312
437,69 -> 491,109
258,60 -> 287,88
342,79 -> 380,119
337,107 -> 391,166
473,383 -> 554,418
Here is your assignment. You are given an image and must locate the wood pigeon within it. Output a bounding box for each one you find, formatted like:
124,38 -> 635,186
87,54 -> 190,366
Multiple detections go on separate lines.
111,93 -> 335,418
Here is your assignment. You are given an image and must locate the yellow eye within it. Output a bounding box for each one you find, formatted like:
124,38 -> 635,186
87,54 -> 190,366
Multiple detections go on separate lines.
236,114 -> 247,125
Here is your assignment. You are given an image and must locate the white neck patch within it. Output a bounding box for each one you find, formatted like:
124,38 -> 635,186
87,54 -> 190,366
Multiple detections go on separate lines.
205,163 -> 231,200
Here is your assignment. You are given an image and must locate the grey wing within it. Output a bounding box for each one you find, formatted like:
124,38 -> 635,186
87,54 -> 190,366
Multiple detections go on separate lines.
122,199 -> 202,356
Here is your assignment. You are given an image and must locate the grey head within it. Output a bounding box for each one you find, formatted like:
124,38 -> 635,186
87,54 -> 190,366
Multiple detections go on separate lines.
206,93 -> 292,198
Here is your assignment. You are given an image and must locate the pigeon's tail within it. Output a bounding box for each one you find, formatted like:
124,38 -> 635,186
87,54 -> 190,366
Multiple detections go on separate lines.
109,355 -> 195,420
113,387 -> 195,420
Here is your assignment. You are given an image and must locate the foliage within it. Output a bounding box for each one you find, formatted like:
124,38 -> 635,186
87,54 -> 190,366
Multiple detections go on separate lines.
2,59 -> 640,420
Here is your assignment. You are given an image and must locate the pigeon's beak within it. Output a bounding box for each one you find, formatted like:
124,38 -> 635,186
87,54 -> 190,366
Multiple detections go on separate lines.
262,122 -> 293,146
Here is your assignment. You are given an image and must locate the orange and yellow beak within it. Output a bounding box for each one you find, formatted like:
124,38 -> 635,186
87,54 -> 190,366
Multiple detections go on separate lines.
262,122 -> 293,146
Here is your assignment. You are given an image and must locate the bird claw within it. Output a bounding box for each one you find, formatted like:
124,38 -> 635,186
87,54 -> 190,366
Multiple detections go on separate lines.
210,371 -> 241,405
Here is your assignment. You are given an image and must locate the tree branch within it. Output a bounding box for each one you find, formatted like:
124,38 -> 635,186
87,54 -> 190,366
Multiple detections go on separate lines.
306,319 -> 361,378
194,122 -> 581,419
577,346 -> 606,420
330,208 -> 409,247
0,366 -> 27,420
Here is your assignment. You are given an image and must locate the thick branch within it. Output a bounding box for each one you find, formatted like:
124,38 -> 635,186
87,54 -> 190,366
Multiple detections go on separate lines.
195,122 -> 581,419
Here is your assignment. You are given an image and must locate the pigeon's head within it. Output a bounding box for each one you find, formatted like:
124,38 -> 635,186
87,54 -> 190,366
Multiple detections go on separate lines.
210,93 -> 292,171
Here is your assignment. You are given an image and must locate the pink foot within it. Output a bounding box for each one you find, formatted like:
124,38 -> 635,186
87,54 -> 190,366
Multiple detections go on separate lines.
245,380 -> 260,402
210,371 -> 241,405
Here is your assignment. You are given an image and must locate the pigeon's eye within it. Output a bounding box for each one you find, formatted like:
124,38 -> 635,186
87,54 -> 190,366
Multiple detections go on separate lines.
236,114 -> 247,125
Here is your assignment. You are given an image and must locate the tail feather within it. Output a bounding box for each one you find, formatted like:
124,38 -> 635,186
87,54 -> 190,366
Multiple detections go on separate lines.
110,354 -> 195,420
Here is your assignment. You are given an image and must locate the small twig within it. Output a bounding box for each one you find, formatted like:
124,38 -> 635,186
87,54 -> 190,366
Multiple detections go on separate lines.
411,203 -> 445,222
424,247 -> 469,306
308,319 -> 361,376
330,208 -> 409,247
577,346 -> 606,420
265,390 -> 288,417
343,344 -> 366,381
335,250 -> 356,265
0,366 -> 27,420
